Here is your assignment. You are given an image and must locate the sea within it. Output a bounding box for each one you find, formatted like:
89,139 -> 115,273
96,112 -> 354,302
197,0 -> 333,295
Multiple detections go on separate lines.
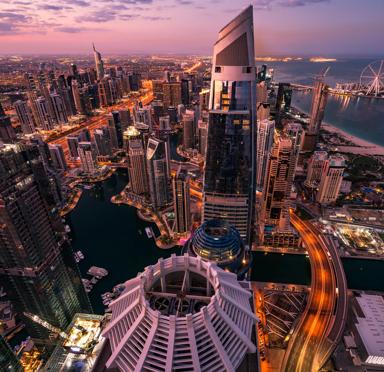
262,58 -> 384,147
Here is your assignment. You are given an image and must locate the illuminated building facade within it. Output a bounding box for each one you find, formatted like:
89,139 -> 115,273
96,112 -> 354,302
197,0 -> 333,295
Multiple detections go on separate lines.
303,79 -> 329,151
93,43 -> 105,80
203,6 -> 257,245
316,154 -> 345,204
172,168 -> 191,234
49,144 -> 68,171
0,145 -> 91,339
78,141 -> 97,174
146,137 -> 170,209
305,150 -> 328,188
182,111 -> 195,150
124,127 -> 149,195
256,119 -> 275,191
163,82 -> 182,109
14,100 -> 35,135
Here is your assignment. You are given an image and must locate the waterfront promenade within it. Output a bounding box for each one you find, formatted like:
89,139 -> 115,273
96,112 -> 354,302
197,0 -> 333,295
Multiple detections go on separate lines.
111,189 -> 176,249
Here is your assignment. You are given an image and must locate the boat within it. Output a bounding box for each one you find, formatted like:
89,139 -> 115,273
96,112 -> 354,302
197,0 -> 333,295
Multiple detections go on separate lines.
74,251 -> 85,263
145,227 -> 153,239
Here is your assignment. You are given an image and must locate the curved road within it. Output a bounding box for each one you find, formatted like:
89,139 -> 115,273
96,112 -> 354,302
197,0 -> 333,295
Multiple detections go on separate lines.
281,213 -> 347,372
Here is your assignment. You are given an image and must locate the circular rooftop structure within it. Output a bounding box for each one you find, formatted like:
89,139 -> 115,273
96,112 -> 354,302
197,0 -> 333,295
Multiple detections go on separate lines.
102,254 -> 257,372
191,219 -> 243,265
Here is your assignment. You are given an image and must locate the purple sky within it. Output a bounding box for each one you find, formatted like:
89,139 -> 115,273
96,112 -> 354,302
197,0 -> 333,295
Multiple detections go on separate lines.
0,0 -> 383,56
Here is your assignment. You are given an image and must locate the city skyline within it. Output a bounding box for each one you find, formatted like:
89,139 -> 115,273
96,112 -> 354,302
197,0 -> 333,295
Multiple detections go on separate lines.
0,0 -> 383,56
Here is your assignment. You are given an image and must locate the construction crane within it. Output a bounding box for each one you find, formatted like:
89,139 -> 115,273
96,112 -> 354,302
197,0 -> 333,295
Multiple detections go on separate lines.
315,66 -> 331,82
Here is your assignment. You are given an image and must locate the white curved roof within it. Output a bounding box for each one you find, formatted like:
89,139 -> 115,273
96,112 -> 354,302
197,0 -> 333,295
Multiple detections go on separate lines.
102,254 -> 257,372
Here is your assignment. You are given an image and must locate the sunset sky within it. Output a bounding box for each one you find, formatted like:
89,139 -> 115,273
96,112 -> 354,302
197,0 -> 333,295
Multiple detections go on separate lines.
0,0 -> 383,56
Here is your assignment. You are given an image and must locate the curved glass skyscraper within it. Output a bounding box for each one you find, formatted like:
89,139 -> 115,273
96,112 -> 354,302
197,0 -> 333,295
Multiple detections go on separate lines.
203,6 -> 257,246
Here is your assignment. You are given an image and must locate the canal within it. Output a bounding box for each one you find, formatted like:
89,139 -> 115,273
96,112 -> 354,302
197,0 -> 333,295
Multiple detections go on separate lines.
67,171 -> 384,314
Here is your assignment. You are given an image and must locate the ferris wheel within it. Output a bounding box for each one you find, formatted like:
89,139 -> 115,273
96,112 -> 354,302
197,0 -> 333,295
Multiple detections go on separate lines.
359,60 -> 384,96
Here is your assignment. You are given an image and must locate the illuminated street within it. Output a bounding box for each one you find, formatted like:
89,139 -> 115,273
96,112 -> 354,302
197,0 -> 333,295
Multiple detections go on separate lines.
282,212 -> 343,372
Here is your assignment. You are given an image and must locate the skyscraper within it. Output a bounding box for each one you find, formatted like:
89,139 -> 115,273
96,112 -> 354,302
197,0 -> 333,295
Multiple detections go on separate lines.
134,106 -> 152,130
198,118 -> 208,157
119,109 -> 132,130
262,135 -> 296,230
71,80 -> 86,115
284,122 -> 304,170
93,43 -> 105,80
182,111 -> 195,150
275,83 -> 292,112
49,144 -> 68,171
0,144 -> 91,339
162,82 -> 182,109
111,111 -> 123,148
67,135 -> 80,159
124,126 -> 148,195
309,79 -> 329,134
305,150 -> 328,188
50,93 -> 68,125
172,167 -> 191,234
35,96 -> 54,130
14,100 -> 35,135
199,88 -> 210,112
93,127 -> 113,157
256,119 -> 275,191
202,6 -> 257,244
0,102 -> 16,143
0,335 -> 22,371
316,154 -> 345,204
257,102 -> 270,122
181,78 -> 191,105
303,79 -> 329,151
146,137 -> 170,209
78,141 -> 97,174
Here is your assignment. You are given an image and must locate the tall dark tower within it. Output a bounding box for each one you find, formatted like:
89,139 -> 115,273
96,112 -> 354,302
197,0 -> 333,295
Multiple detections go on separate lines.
93,43 -> 105,80
202,6 -> 257,246
0,335 -> 22,371
0,102 -> 16,143
302,79 -> 329,152
0,144 -> 91,341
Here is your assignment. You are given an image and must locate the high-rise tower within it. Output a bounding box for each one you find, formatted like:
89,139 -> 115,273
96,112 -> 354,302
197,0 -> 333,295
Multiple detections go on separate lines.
202,6 -> 257,245
0,102 -> 16,143
124,126 -> 148,195
78,141 -> 97,174
302,79 -> 329,152
14,100 -> 35,135
146,137 -> 169,210
172,167 -> 191,234
93,43 -> 105,80
316,154 -> 345,204
0,335 -> 22,371
256,119 -> 275,191
0,144 -> 91,339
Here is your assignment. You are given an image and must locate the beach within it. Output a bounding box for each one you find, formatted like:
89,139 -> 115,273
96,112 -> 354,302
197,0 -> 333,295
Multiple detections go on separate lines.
322,123 -> 384,156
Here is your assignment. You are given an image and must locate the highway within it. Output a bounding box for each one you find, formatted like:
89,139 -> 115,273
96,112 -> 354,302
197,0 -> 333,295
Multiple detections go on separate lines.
281,213 -> 347,372
48,92 -> 153,161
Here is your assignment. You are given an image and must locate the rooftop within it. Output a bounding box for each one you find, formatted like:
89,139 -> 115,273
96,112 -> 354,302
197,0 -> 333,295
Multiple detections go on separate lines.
355,294 -> 384,359
102,254 -> 257,371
